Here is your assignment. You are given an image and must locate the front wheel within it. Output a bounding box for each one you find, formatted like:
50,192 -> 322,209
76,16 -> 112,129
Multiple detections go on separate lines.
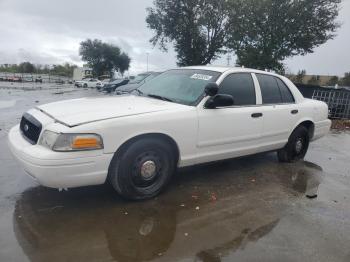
278,126 -> 310,163
109,138 -> 176,200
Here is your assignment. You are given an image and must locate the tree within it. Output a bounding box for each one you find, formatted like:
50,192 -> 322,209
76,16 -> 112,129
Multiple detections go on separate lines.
327,76 -> 339,86
226,0 -> 341,73
0,62 -> 77,77
340,72 -> 350,87
18,62 -> 35,73
308,75 -> 320,85
295,70 -> 307,83
117,53 -> 131,76
50,63 -> 77,77
146,0 -> 230,66
79,39 -> 131,77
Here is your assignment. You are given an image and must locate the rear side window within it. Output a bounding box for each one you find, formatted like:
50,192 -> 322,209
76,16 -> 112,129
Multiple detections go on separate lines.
275,78 -> 295,103
219,73 -> 256,106
256,74 -> 282,104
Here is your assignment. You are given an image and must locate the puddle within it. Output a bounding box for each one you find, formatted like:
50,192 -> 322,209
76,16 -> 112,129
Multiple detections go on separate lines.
12,156 -> 325,262
0,100 -> 16,109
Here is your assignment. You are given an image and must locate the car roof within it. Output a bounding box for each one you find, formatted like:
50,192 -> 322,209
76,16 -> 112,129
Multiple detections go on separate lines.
182,65 -> 281,77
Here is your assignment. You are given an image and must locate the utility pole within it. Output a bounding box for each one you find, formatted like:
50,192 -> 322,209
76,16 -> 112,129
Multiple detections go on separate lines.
146,52 -> 150,72
226,54 -> 232,66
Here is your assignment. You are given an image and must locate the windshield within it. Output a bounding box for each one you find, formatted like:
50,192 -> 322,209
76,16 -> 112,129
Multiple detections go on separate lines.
144,72 -> 161,82
137,69 -> 221,106
129,74 -> 150,84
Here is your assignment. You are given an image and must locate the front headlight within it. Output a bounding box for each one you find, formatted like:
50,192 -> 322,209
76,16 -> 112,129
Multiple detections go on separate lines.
39,131 -> 104,152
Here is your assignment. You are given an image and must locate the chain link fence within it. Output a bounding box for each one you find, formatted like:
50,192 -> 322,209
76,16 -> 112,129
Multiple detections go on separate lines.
312,89 -> 350,119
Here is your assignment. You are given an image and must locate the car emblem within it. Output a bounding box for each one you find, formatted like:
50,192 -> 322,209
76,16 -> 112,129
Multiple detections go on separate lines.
24,124 -> 29,132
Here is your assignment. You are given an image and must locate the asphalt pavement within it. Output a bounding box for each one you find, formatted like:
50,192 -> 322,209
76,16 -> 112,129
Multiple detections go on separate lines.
0,86 -> 349,262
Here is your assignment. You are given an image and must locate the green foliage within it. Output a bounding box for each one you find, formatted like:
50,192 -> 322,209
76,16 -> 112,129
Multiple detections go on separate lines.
146,0 -> 230,66
308,75 -> 320,85
18,62 -> 36,73
146,0 -> 340,72
0,62 -> 36,73
0,63 -> 76,77
340,72 -> 350,87
295,70 -> 307,83
79,39 -> 131,77
327,76 -> 339,86
226,0 -> 341,73
50,63 -> 77,77
118,53 -> 131,76
0,64 -> 18,73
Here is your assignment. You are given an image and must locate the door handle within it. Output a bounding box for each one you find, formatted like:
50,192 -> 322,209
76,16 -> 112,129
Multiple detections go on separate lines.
251,113 -> 263,118
291,110 -> 299,115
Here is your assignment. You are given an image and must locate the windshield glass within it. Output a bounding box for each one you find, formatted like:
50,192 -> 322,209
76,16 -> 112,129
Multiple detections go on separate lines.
144,72 -> 161,82
129,74 -> 149,84
137,69 -> 221,106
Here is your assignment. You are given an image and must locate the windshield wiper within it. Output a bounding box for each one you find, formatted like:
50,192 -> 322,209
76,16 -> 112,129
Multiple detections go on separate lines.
147,94 -> 174,102
133,89 -> 144,96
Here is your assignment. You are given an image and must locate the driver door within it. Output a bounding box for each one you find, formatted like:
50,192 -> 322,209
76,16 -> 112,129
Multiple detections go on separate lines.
197,73 -> 264,161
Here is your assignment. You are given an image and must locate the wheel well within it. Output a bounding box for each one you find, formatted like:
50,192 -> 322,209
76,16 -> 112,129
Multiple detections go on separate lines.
114,133 -> 180,165
298,121 -> 315,139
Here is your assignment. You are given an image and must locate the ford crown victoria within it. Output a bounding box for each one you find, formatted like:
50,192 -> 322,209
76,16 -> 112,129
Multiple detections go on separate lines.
8,66 -> 331,200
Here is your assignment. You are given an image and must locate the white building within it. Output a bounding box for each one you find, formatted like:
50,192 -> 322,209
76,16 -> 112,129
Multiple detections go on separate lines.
73,67 -> 93,81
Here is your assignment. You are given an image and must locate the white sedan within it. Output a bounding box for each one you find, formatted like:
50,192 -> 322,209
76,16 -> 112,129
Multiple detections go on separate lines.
8,66 -> 331,200
75,78 -> 101,88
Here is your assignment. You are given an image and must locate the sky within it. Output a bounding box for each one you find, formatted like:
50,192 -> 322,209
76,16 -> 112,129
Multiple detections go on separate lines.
0,0 -> 349,76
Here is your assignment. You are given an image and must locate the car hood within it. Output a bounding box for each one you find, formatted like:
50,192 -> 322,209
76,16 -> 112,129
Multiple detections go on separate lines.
36,95 -> 187,127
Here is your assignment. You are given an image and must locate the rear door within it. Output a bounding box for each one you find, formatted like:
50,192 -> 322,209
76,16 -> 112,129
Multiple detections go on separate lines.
197,73 -> 264,160
254,73 -> 298,148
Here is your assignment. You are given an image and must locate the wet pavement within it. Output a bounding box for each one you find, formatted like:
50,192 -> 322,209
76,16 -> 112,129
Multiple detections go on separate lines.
0,87 -> 350,262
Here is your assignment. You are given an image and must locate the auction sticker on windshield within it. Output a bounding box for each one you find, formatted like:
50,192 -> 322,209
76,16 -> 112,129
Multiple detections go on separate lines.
190,74 -> 213,81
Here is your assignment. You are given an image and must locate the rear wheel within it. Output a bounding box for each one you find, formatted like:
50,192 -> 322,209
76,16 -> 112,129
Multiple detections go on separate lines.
109,138 -> 176,200
278,126 -> 310,163
83,83 -> 88,88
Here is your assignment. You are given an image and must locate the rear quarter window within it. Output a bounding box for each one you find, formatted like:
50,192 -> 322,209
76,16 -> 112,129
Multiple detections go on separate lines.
256,74 -> 282,104
275,78 -> 295,103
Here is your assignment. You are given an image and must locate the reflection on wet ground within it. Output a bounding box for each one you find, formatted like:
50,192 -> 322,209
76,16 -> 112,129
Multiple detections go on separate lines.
1,88 -> 350,262
13,156 -> 323,262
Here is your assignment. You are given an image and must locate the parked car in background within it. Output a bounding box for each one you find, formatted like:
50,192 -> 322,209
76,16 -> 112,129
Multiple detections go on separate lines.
75,78 -> 101,88
115,72 -> 162,95
55,79 -> 65,84
96,79 -> 111,90
8,66 -> 331,200
7,76 -> 22,82
35,77 -> 43,83
102,79 -> 129,93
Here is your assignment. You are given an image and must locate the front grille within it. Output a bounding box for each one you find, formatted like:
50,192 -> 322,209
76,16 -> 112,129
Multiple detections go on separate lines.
20,113 -> 42,144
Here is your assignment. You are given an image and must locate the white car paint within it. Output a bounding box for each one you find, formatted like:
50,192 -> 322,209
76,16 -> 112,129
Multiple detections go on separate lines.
8,66 -> 331,189
75,78 -> 101,88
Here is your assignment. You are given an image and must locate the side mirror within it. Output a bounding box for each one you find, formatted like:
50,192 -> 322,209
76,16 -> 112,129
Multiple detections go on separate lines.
205,94 -> 234,109
204,83 -> 219,97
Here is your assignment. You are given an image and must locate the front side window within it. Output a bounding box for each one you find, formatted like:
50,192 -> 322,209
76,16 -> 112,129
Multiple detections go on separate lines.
256,74 -> 283,104
138,69 -> 221,106
218,73 -> 256,106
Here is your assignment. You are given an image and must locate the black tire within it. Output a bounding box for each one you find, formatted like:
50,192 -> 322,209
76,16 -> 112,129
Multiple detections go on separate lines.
109,138 -> 176,200
278,126 -> 310,163
83,83 -> 88,88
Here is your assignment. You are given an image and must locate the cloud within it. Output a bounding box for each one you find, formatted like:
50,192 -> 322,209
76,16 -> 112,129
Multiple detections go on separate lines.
0,0 -> 349,76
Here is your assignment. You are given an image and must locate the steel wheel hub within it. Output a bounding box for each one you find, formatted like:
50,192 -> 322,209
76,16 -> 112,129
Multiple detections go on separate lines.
140,160 -> 157,179
295,138 -> 303,154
